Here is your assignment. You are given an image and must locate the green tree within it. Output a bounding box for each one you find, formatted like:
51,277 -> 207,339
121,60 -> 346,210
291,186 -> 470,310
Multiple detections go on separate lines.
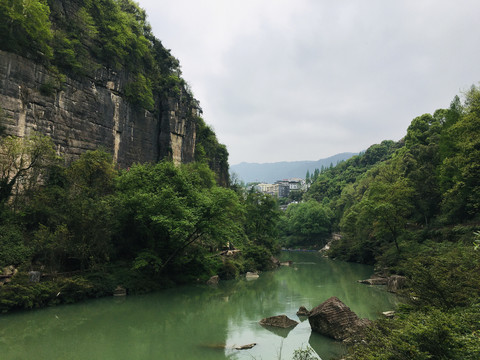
0,133 -> 56,206
283,200 -> 333,247
125,74 -> 154,111
114,161 -> 243,276
440,86 -> 480,222
368,162 -> 414,252
0,0 -> 53,61
244,192 -> 280,252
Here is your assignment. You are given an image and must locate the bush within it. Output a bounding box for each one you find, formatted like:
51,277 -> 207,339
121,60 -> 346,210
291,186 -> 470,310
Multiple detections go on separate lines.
350,306 -> 480,360
403,244 -> 480,309
218,260 -> 242,280
0,224 -> 32,267
125,74 -> 154,110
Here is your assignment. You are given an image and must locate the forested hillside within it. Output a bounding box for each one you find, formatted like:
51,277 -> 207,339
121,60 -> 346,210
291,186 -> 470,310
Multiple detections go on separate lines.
294,86 -> 480,359
230,152 -> 357,184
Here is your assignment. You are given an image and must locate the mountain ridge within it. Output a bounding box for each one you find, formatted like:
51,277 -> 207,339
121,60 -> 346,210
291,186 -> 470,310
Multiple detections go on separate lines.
231,152 -> 358,184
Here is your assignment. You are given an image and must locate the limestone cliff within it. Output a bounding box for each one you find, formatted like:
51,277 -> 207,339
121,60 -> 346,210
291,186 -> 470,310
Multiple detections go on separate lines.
0,49 -> 196,168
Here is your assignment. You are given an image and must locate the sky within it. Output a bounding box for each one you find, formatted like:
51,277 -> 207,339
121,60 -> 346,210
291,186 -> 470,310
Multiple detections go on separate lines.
136,0 -> 480,165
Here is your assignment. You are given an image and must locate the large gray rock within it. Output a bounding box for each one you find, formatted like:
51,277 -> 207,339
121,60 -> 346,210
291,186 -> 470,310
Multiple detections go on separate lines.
259,315 -> 298,329
308,297 -> 371,340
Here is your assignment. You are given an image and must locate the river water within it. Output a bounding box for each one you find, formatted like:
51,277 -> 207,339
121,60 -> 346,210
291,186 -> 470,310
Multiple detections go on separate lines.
0,251 -> 397,360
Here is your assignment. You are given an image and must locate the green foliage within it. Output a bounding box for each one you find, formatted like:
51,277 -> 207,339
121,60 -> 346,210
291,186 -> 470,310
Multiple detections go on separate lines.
113,161 -> 244,277
292,346 -> 318,360
402,244 -> 480,309
243,192 -> 280,252
218,259 -> 242,280
66,149 -> 116,197
323,85 -> 480,265
308,86 -> 480,359
0,133 -> 57,206
51,30 -> 84,74
0,0 -> 53,62
281,200 -> 333,247
0,224 -> 31,267
0,274 -> 115,312
195,117 -> 230,186
439,86 -> 480,222
125,74 -> 154,111
474,231 -> 480,251
350,307 -> 480,360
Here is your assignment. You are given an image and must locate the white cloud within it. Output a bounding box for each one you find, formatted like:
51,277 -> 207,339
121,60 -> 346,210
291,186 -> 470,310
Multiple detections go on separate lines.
137,0 -> 480,164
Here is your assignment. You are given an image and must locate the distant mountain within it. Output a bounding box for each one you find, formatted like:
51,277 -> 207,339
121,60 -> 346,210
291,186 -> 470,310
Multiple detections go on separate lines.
231,152 -> 358,184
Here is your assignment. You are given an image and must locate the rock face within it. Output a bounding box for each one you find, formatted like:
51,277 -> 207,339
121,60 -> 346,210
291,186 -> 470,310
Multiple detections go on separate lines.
308,297 -> 371,340
387,275 -> 407,293
259,315 -> 299,329
0,50 -> 196,167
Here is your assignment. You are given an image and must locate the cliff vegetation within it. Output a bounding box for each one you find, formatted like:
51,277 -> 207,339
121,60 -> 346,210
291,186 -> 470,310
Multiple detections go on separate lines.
0,0 -> 229,181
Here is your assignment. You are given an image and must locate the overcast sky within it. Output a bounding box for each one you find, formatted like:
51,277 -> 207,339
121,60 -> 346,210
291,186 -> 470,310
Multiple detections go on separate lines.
136,0 -> 480,165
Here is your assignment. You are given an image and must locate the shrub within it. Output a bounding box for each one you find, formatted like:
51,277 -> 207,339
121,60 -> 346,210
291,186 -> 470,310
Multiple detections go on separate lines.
0,224 -> 32,267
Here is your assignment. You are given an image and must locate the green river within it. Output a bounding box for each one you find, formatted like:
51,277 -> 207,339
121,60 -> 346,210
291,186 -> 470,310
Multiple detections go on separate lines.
0,251 -> 397,360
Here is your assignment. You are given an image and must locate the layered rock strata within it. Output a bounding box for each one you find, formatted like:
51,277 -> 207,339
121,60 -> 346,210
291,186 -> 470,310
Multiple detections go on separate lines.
0,50 -> 196,167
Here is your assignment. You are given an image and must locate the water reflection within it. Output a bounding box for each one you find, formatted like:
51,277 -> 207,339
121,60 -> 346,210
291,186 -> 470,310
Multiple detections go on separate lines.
0,252 -> 397,360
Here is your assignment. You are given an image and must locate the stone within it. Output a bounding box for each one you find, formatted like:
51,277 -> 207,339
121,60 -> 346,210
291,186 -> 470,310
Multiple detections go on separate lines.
2,266 -> 15,277
113,286 -> 127,297
382,311 -> 395,318
245,272 -> 259,280
259,315 -> 299,329
357,276 -> 388,285
206,275 -> 219,285
28,271 -> 41,283
235,343 -> 256,350
296,306 -> 310,316
308,297 -> 371,340
387,275 -> 407,293
280,261 -> 293,266
270,256 -> 280,267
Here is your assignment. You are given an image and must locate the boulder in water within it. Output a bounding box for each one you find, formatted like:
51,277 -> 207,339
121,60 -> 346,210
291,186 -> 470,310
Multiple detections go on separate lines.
259,315 -> 298,329
308,297 -> 371,341
296,306 -> 310,316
